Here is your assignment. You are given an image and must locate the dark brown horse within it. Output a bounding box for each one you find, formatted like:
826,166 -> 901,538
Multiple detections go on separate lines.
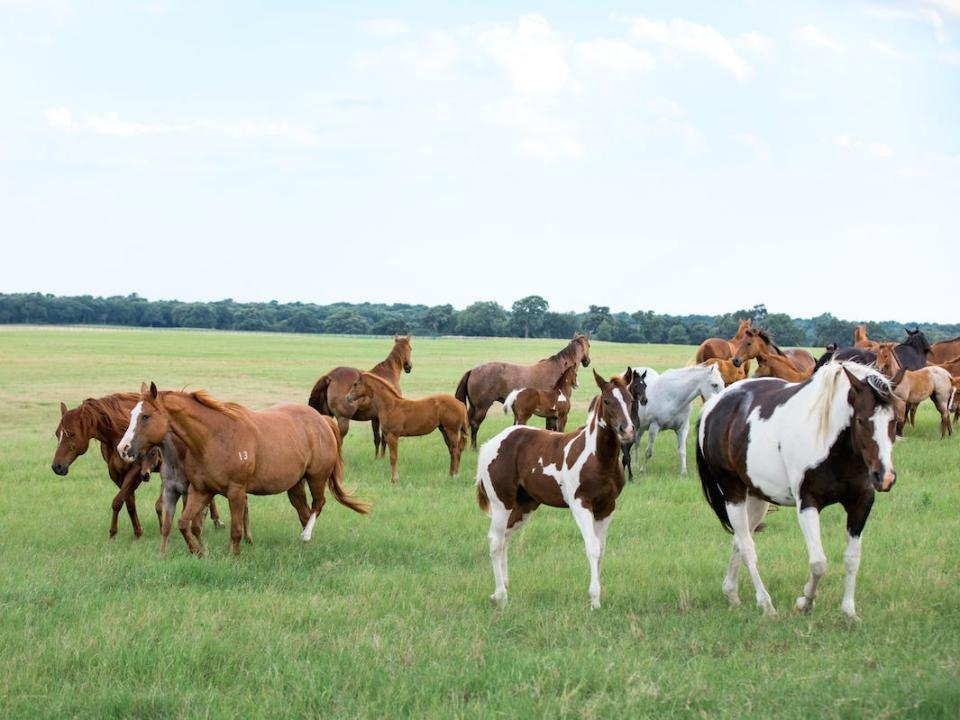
119,384 -> 368,556
696,319 -> 752,376
502,364 -> 578,431
456,333 -> 591,448
476,369 -> 636,608
309,335 -> 412,456
731,328 -> 816,376
52,394 -> 221,538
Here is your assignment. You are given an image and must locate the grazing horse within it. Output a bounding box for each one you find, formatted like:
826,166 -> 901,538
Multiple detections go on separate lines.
308,335 -> 413,457
697,362 -> 898,619
502,365 -> 578,431
346,372 -> 469,482
891,366 -> 953,438
620,363 -> 725,479
702,357 -> 746,386
752,349 -> 814,383
929,337 -> 960,365
456,333 -> 591,449
853,324 -> 881,351
731,328 -> 816,376
696,319 -> 753,377
476,369 -> 639,609
51,394 -> 220,538
118,383 -> 368,555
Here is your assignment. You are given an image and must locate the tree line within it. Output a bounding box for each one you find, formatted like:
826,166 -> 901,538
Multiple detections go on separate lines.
1,293 -> 957,347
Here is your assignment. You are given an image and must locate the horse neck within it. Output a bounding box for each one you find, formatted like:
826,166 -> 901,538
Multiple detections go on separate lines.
363,378 -> 399,411
660,369 -> 708,406
590,405 -> 623,465
82,400 -> 125,446
162,395 -> 225,457
370,346 -> 404,382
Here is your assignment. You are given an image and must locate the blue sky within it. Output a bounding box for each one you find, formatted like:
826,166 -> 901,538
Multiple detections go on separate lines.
1,1 -> 958,321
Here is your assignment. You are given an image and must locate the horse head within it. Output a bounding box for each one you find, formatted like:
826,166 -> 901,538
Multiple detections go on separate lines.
842,367 -> 897,493
139,446 -> 162,482
732,328 -> 780,367
574,332 -> 592,367
626,367 -> 649,408
118,382 -> 169,462
394,335 -> 413,373
52,401 -> 94,476
592,369 -> 634,444
874,343 -> 901,378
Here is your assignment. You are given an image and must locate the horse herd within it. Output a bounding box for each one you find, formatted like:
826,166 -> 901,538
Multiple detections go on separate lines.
49,325 -> 957,618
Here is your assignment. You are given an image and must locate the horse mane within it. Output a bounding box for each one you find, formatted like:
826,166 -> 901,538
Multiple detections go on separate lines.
180,390 -> 246,419
375,336 -> 410,370
900,330 -> 931,354
553,365 -> 578,390
361,371 -> 403,398
60,393 -> 140,441
813,362 -> 894,439
544,336 -> 586,364
754,328 -> 785,356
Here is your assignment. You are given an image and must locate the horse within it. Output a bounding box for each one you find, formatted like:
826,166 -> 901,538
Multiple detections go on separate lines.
308,335 -> 413,457
696,362 -> 898,619
731,327 -> 816,376
502,365 -> 578,431
853,324 -> 881,351
118,383 -> 368,555
894,328 -> 931,370
695,318 -> 752,376
51,394 -> 221,538
752,349 -> 813,383
620,363 -> 725,479
891,366 -> 953,438
949,376 -> 960,423
346,372 -> 469,482
814,346 -> 876,372
929,337 -> 960,365
702,357 -> 747,386
476,369 -> 640,609
456,333 -> 591,449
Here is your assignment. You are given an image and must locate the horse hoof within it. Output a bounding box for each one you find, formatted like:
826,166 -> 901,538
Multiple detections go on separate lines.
489,593 -> 507,608
794,596 -> 813,613
214,520 -> 225,530
590,598 -> 601,610
761,606 -> 779,619
723,587 -> 740,606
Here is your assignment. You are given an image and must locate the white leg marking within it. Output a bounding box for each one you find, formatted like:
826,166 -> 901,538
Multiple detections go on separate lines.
726,501 -> 776,616
300,512 -> 318,542
722,537 -> 742,605
841,531 -> 863,619
570,502 -> 603,609
487,507 -> 509,606
677,420 -> 690,476
795,505 -> 827,613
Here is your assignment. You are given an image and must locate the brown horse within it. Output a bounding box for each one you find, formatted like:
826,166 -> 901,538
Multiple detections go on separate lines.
751,349 -> 813,383
731,328 -> 816,376
695,318 -> 752,363
456,333 -> 591,449
476,369 -> 636,609
118,384 -> 368,555
854,324 -> 882,351
502,364 -> 578,431
891,366 -> 954,438
702,357 -> 747,386
929,337 -> 960,365
309,335 -> 412,456
346,372 -> 469,482
51,394 -> 221,538
949,376 -> 960,423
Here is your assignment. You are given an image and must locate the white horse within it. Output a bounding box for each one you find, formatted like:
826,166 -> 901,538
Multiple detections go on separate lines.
622,363 -> 725,477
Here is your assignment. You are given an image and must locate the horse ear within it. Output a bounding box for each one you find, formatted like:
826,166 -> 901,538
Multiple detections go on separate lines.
59,401 -> 68,417
639,370 -> 648,381
842,367 -> 866,393
623,367 -> 634,385
149,382 -> 158,399
593,368 -> 606,390
140,382 -> 149,395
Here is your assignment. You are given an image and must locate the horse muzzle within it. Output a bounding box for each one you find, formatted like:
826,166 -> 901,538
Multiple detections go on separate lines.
871,469 -> 896,492
51,462 -> 69,476
617,424 -> 634,445
404,363 -> 412,373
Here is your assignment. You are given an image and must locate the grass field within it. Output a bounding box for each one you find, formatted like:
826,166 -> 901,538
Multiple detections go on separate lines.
1,326 -> 958,719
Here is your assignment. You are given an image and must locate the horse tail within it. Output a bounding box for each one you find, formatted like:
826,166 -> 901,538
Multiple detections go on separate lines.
503,388 -> 520,415
455,370 -> 471,409
695,420 -> 733,534
324,416 -> 370,515
476,480 -> 490,515
308,375 -> 332,415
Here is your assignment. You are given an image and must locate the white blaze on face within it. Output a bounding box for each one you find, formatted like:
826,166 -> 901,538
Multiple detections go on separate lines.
117,401 -> 143,458
872,406 -> 895,478
611,388 -> 632,433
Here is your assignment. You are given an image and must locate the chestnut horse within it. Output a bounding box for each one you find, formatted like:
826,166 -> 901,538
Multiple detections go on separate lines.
52,394 -> 221,538
731,328 -> 816,376
853,324 -> 881,351
346,372 -> 469,482
702,357 -> 747,386
309,335 -> 413,456
118,383 -> 368,555
502,364 -> 578,431
930,337 -> 960,365
752,350 -> 813,383
891,367 -> 953,438
696,319 -> 752,376
476,369 -> 637,609
456,333 -> 591,449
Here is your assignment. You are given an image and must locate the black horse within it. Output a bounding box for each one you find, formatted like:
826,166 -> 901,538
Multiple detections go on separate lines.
814,328 -> 930,373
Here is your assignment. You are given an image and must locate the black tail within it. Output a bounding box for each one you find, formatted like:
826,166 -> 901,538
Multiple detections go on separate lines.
308,375 -> 332,415
455,370 -> 471,409
695,421 -> 733,533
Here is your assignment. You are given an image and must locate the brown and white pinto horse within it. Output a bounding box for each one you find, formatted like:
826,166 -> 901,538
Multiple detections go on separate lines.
731,327 -> 816,376
697,362 -> 898,619
308,335 -> 413,456
52,394 -> 221,538
456,333 -> 591,448
476,369 -> 639,609
502,364 -> 578,431
696,319 -> 752,376
118,384 -> 368,555
346,372 -> 469,482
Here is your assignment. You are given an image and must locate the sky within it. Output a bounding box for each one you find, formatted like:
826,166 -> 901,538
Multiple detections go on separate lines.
1,0 -> 958,322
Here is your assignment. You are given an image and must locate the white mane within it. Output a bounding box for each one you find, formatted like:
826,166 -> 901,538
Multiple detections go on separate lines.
809,361 -> 893,440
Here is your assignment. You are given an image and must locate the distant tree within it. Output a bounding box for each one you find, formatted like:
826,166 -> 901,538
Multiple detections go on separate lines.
371,313 -> 408,335
324,309 -> 370,335
511,295 -> 549,338
763,313 -> 804,346
456,301 -> 509,337
420,304 -> 456,335
172,303 -> 216,329
810,313 -> 855,348
284,309 -> 323,334
541,311 -> 580,339
584,305 -> 612,334
667,323 -> 689,344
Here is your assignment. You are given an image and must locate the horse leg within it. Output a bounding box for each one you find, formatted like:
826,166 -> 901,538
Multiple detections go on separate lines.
336,415 -> 350,439
935,394 -> 952,438
794,502 -> 828,613
110,466 -> 141,538
469,403 -> 489,450
486,501 -> 510,607
639,424 -> 658,474
386,433 -> 400,483
502,503 -> 538,591
208,497 -> 225,529
726,501 -> 776,616
242,502 -> 252,544
299,477 -> 328,543
569,502 -> 604,609
287,480 -> 311,528
124,490 -> 144,539
155,490 -> 163,532
371,418 -> 382,458
158,484 -> 180,555
722,496 -> 767,604
178,487 -> 212,556
593,511 -> 614,576
225,484 -> 248,556
676,421 -> 691,476
621,440 -> 633,482
840,492 -> 874,620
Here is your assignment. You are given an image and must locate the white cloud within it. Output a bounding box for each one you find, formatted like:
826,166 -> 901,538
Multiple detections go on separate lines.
869,39 -> 909,59
735,32 -> 776,62
45,107 -> 320,145
831,133 -> 895,158
478,14 -> 570,96
627,17 -> 751,80
575,38 -> 655,75
925,0 -> 960,18
357,18 -> 410,38
863,3 -> 945,42
798,24 -> 845,53
650,98 -> 704,154
355,31 -> 460,80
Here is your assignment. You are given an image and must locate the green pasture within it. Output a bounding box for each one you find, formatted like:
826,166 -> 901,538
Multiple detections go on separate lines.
0,326 -> 957,719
